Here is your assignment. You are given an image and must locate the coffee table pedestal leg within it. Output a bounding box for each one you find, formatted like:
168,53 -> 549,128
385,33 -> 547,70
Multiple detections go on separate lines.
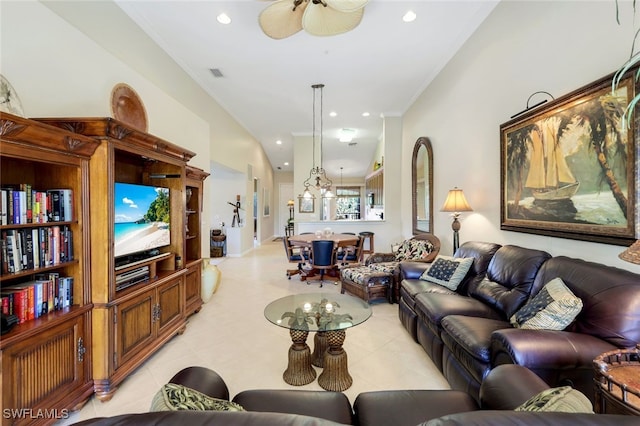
312,331 -> 328,367
318,330 -> 352,391
283,329 -> 316,386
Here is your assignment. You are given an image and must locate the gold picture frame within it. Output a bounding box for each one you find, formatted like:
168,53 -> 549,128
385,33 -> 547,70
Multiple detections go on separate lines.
500,70 -> 637,246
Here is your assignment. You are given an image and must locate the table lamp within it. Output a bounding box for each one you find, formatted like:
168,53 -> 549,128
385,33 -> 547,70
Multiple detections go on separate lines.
441,187 -> 473,254
619,239 -> 640,264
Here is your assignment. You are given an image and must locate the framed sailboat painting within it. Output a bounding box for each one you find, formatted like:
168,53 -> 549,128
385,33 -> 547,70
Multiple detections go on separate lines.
500,69 -> 637,246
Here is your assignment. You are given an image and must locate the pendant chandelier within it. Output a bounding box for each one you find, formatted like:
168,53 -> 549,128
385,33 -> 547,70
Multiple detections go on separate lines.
299,83 -> 333,200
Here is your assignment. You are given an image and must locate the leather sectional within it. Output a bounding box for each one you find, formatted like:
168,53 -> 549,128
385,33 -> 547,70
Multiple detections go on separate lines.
74,364 -> 637,425
398,241 -> 640,403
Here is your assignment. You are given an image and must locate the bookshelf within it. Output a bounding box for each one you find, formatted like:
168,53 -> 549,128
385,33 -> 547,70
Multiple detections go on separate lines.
0,113 -> 99,425
36,117 -> 198,402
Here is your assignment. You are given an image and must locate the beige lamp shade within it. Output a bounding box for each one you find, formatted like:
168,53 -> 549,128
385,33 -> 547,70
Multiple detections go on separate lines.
441,187 -> 473,213
619,240 -> 640,265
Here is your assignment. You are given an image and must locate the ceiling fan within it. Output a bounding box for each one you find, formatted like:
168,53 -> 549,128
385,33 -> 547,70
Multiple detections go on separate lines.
259,0 -> 369,40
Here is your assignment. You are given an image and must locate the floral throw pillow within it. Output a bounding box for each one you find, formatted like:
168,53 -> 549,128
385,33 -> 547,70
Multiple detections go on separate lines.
419,255 -> 473,291
510,277 -> 582,330
515,386 -> 593,413
394,239 -> 435,261
150,383 -> 245,412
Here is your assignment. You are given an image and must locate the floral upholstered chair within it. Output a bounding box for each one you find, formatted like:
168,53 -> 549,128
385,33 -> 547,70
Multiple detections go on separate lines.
342,233 -> 440,303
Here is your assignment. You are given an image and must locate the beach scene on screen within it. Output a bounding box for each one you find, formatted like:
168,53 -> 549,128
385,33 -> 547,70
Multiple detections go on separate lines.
114,183 -> 170,258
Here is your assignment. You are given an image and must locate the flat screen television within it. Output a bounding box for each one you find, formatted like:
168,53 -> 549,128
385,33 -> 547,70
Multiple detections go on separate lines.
114,182 -> 171,259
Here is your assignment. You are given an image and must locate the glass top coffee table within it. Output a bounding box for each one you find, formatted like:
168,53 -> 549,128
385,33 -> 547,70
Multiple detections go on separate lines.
264,292 -> 372,391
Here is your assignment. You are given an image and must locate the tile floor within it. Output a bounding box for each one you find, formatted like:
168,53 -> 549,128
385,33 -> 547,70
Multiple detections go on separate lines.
60,240 -> 449,424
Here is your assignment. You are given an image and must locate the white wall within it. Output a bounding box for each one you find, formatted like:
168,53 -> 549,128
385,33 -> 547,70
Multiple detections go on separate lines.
1,1 -> 274,258
402,0 -> 640,273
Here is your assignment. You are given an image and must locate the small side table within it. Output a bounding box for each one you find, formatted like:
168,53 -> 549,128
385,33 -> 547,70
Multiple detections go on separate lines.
593,345 -> 640,415
211,233 -> 227,257
264,293 -> 372,391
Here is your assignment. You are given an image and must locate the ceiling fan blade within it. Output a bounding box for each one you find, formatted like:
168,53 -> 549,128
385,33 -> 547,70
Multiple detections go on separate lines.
259,0 -> 308,40
302,4 -> 365,37
324,0 -> 369,13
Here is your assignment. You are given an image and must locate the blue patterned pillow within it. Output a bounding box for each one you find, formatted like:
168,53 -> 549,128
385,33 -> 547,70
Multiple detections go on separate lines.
420,255 -> 473,290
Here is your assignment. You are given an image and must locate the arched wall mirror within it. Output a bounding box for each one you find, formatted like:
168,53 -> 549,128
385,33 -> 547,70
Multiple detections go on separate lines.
412,137 -> 434,235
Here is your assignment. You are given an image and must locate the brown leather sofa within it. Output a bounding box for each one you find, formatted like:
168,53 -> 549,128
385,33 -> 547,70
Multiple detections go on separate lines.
398,241 -> 502,345
73,365 -> 637,425
399,242 -> 640,404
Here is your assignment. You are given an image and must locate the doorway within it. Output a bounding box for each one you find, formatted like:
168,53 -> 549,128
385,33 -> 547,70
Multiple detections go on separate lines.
253,178 -> 258,242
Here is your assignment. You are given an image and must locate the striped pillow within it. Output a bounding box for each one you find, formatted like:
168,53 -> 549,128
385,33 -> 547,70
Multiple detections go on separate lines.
510,277 -> 582,330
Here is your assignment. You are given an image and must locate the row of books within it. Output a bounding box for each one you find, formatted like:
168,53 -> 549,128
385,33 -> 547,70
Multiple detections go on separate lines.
0,186 -> 73,225
1,273 -> 73,325
0,226 -> 73,274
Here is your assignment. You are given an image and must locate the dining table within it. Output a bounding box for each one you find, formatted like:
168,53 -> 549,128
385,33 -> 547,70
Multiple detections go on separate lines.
287,233 -> 359,282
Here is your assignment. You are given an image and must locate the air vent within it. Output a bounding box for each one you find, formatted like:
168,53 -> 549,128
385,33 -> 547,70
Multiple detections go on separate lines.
209,68 -> 224,78
348,142 -> 357,147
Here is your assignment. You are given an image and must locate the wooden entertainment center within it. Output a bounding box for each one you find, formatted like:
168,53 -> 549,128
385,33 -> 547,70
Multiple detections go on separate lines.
0,113 -> 209,423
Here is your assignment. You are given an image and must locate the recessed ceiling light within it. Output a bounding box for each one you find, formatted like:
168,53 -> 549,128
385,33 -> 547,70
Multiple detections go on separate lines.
276,140 -> 282,145
217,13 -> 231,25
403,11 -> 417,23
284,162 -> 289,166
362,112 -> 370,117
329,111 -> 337,117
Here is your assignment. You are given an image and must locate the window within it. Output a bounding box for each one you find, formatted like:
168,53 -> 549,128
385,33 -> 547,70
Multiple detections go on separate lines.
335,186 -> 361,220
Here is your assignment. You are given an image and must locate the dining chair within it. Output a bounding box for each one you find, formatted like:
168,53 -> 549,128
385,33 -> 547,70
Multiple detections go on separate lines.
284,223 -> 294,237
308,240 -> 338,288
338,236 -> 364,266
283,237 -> 308,279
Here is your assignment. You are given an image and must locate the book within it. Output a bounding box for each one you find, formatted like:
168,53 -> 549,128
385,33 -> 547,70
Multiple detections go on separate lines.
1,294 -> 9,315
17,229 -> 27,270
0,189 -> 7,225
20,184 -> 32,223
32,228 -> 40,268
38,227 -> 49,267
1,287 -> 28,324
1,236 -> 8,274
33,282 -> 42,318
5,230 -> 20,273
6,188 -> 14,224
51,225 -> 60,265
48,190 -> 61,222
19,190 -> 27,225
24,228 -> 34,269
12,190 -> 20,224
36,272 -> 59,311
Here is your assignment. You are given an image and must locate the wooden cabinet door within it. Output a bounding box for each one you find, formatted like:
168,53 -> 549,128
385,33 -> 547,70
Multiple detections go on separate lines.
184,261 -> 202,316
156,277 -> 184,336
1,313 -> 89,425
114,292 -> 154,368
